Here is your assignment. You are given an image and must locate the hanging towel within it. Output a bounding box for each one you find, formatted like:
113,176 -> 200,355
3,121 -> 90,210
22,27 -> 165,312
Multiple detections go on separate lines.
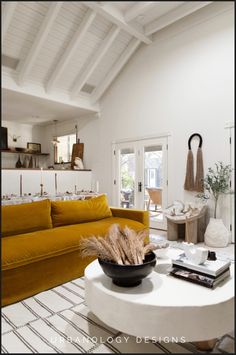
184,133 -> 204,192
184,149 -> 194,190
194,147 -> 204,192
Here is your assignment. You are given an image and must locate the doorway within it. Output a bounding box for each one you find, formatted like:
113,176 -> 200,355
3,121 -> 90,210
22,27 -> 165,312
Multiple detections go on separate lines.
112,137 -> 168,230
230,126 -> 234,242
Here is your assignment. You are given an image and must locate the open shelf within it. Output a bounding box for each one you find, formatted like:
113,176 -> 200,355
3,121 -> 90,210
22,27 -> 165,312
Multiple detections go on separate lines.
1,149 -> 49,156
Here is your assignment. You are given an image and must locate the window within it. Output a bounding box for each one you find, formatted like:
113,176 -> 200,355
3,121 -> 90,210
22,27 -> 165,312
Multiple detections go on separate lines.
144,146 -> 163,188
54,134 -> 76,163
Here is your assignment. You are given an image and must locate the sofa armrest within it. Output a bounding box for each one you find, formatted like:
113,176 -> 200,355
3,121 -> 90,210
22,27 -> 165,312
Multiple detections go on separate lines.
110,207 -> 149,230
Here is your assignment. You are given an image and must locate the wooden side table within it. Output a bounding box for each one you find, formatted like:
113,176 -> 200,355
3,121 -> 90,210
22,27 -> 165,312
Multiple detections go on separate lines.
166,206 -> 207,244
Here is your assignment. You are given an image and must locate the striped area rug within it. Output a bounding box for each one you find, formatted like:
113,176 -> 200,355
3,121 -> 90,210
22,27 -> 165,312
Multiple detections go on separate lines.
2,277 -> 234,354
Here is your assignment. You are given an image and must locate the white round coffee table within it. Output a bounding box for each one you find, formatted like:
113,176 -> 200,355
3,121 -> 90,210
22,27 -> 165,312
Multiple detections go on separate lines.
84,249 -> 234,345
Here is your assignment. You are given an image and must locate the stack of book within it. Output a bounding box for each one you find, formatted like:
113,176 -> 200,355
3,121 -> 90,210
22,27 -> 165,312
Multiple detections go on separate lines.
170,253 -> 231,288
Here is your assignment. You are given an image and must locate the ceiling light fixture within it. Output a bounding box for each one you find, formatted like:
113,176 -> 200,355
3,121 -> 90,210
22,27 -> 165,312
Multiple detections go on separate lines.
52,120 -> 60,146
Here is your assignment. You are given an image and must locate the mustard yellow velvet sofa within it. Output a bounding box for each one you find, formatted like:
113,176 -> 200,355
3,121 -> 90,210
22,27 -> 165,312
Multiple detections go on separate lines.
1,195 -> 149,306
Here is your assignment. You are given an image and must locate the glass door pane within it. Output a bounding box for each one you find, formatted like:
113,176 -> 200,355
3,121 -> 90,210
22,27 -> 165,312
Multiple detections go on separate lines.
119,147 -> 135,208
230,128 -> 234,242
113,137 -> 168,230
144,145 -> 164,226
138,137 -> 168,230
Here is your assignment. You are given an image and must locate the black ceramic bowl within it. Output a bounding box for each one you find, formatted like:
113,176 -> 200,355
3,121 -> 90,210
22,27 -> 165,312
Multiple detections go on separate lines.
98,252 -> 156,287
15,147 -> 26,152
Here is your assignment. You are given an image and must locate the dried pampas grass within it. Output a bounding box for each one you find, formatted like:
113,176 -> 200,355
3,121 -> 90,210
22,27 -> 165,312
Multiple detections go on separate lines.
79,224 -> 164,265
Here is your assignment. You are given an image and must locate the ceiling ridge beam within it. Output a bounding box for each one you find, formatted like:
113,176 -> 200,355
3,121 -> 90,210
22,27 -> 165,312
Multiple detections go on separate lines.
17,2 -> 63,86
91,38 -> 140,103
71,25 -> 120,99
2,1 -> 18,42
82,2 -> 152,45
125,2 -> 156,22
145,1 -> 213,36
46,9 -> 96,93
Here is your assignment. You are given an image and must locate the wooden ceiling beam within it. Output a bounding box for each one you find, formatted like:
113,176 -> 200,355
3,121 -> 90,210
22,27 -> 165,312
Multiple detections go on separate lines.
91,38 -> 140,103
82,2 -> 152,45
46,9 -> 96,93
71,25 -> 120,99
17,2 -> 62,86
2,2 -> 18,42
124,2 -> 156,22
145,1 -> 212,36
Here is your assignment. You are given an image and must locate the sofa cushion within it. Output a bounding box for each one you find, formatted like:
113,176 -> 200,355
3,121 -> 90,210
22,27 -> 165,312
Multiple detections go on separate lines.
63,217 -> 146,236
2,217 -> 146,270
51,194 -> 112,227
2,199 -> 52,237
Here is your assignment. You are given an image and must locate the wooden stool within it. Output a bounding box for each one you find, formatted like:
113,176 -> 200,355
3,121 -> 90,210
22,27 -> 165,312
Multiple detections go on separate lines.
166,206 -> 207,244
121,200 -> 130,208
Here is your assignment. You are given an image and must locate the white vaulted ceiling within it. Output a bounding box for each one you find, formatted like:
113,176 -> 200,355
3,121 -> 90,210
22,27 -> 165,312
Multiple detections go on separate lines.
2,1 -> 213,123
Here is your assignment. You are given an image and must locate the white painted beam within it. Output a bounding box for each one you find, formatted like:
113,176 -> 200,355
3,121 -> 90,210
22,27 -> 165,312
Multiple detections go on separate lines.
91,38 -> 140,103
2,1 -> 17,42
82,2 -> 152,44
145,1 -> 212,35
46,9 -> 96,92
17,2 -> 62,86
125,2 -> 156,22
71,26 -> 120,99
2,69 -> 100,113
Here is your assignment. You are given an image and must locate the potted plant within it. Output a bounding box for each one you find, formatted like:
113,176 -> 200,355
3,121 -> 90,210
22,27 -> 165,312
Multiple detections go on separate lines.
202,162 -> 232,247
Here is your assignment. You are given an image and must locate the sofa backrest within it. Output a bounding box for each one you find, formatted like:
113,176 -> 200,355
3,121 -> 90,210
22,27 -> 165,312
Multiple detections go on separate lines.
51,194 -> 112,227
1,195 -> 112,236
2,199 -> 52,237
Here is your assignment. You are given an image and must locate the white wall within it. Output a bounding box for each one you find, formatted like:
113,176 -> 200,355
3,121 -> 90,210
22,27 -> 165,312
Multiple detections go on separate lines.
1,120 -> 48,168
2,116 -> 99,191
2,169 -> 92,196
40,115 -> 99,169
85,6 -> 234,225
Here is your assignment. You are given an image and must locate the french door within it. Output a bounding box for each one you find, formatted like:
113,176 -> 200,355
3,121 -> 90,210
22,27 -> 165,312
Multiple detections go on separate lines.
230,127 -> 234,242
112,137 -> 168,230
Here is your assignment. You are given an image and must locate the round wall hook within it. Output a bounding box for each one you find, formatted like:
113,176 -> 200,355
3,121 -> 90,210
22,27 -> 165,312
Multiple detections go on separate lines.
188,133 -> 203,150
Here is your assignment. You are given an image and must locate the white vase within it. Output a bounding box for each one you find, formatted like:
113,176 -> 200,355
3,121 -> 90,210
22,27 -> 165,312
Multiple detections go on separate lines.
204,218 -> 230,247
